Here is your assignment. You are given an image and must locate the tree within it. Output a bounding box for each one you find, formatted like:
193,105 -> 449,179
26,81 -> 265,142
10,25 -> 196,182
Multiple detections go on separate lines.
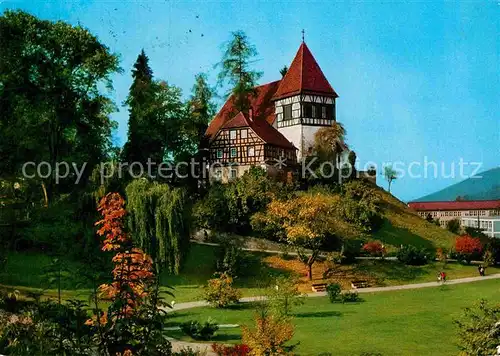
383,165 -> 399,193
279,65 -> 288,78
0,10 -> 120,204
178,73 -> 217,190
241,311 -> 294,356
194,167 -> 287,234
455,235 -> 483,264
125,179 -> 191,274
122,51 -> 188,169
348,150 -> 357,179
217,31 -> 262,114
89,192 -> 173,356
446,218 -> 461,234
256,193 -> 342,280
340,180 -> 383,232
188,73 -> 216,148
313,122 -> 346,161
455,300 -> 500,356
266,276 -> 304,317
203,272 -> 241,308
122,50 -> 157,165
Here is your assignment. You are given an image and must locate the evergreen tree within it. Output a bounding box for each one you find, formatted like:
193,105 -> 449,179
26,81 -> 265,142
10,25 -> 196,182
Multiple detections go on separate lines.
217,31 -> 262,114
188,73 -> 216,148
122,50 -> 163,166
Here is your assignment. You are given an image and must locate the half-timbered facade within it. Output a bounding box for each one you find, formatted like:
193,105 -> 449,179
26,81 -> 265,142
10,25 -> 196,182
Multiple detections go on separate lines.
205,40 -> 349,182
208,112 -> 297,182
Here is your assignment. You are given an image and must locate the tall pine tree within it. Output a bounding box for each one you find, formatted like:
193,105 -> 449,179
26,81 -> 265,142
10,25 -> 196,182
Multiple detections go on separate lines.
217,31 -> 262,114
122,50 -> 163,166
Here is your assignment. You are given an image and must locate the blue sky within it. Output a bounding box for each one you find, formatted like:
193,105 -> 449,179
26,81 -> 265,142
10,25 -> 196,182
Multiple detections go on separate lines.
1,0 -> 499,202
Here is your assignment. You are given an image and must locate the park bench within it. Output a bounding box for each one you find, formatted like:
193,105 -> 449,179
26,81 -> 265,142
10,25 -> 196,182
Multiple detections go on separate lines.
311,283 -> 327,292
351,280 -> 369,289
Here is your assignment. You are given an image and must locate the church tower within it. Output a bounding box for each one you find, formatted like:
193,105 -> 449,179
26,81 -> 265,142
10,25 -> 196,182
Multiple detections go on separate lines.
272,41 -> 339,161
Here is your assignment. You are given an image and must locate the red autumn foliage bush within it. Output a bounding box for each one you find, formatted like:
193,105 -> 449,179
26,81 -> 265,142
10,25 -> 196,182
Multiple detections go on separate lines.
212,343 -> 251,355
362,241 -> 385,256
455,235 -> 483,263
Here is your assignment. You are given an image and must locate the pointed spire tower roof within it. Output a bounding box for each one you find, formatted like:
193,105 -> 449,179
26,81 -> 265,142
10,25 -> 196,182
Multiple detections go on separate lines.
272,42 -> 338,100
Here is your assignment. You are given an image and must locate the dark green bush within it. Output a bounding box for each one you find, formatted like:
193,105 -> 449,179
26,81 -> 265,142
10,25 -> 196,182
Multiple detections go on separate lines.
180,319 -> 219,340
340,291 -> 360,303
326,283 -> 342,303
397,245 -> 430,266
195,167 -> 289,234
339,240 -> 361,264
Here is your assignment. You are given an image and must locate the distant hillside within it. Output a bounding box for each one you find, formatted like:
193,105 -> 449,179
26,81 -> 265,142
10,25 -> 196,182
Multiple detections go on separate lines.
372,187 -> 457,249
413,167 -> 500,202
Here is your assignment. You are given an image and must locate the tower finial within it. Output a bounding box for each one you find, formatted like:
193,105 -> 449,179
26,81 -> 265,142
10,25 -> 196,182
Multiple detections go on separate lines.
301,29 -> 305,43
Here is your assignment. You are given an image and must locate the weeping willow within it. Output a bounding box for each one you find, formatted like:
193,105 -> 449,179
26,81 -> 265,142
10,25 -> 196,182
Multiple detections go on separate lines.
125,179 -> 191,274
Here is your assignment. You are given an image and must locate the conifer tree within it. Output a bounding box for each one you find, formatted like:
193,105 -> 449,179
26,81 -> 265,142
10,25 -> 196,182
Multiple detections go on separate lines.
122,50 -> 163,166
217,31 -> 262,114
188,73 -> 216,148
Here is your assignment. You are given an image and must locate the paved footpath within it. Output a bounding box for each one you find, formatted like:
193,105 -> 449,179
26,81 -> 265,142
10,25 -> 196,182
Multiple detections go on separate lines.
166,273 -> 500,353
170,273 -> 500,312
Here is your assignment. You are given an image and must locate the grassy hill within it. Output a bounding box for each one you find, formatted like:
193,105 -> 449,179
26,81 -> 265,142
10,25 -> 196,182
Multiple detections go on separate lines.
371,186 -> 457,250
413,167 -> 500,202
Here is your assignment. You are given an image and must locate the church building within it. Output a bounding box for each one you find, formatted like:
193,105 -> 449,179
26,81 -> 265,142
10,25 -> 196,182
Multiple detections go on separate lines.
205,41 -> 349,182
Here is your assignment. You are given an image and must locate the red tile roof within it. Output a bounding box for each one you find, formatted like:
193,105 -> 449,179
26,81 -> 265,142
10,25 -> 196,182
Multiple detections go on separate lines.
205,80 -> 280,138
249,117 -> 296,150
408,200 -> 500,211
215,111 -> 296,150
272,42 -> 338,100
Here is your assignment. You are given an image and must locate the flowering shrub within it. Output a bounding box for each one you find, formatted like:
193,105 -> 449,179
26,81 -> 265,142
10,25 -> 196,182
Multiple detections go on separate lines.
212,343 -> 251,356
455,235 -> 483,264
362,241 -> 385,257
204,272 -> 241,308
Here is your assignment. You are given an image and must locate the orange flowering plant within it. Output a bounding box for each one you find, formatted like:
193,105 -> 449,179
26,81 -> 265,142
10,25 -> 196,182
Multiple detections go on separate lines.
88,192 -> 173,356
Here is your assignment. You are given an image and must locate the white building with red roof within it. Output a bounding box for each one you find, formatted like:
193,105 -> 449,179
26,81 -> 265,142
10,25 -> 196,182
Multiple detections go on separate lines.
408,200 -> 500,234
205,41 -> 349,182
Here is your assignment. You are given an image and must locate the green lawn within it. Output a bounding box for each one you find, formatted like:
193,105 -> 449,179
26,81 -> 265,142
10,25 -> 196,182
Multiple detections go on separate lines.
166,279 -> 500,356
1,246 -> 498,303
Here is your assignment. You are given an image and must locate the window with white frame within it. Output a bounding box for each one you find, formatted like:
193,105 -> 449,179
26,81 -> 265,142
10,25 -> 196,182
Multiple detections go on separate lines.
230,130 -> 236,139
230,147 -> 237,157
216,149 -> 223,159
248,146 -> 255,157
241,129 -> 247,138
